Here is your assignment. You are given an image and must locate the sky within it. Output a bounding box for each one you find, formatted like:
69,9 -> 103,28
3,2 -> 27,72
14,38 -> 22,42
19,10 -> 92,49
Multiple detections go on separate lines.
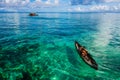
0,0 -> 120,12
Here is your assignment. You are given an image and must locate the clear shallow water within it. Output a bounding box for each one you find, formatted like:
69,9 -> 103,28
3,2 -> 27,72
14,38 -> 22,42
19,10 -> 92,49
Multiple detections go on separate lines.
0,12 -> 120,80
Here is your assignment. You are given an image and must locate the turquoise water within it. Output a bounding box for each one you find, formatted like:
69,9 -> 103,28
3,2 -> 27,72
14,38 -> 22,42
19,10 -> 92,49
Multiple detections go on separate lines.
0,13 -> 120,80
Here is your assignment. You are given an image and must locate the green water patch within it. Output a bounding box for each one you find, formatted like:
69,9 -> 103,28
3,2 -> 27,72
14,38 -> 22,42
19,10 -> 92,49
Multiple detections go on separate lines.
0,42 -> 41,79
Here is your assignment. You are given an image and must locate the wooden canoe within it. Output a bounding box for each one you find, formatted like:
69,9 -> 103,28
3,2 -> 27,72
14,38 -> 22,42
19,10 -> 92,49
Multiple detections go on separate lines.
75,41 -> 98,70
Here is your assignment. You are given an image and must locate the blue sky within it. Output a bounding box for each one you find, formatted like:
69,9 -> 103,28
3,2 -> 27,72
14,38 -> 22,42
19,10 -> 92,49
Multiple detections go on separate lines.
0,0 -> 120,12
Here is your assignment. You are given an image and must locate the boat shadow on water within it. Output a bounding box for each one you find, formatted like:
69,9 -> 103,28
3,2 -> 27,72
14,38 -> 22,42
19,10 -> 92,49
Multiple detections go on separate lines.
66,46 -> 82,69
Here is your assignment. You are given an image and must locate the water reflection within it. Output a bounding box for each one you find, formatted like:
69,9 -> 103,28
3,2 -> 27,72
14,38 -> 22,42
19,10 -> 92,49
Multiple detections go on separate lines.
92,14 -> 120,79
13,13 -> 21,34
94,14 -> 115,48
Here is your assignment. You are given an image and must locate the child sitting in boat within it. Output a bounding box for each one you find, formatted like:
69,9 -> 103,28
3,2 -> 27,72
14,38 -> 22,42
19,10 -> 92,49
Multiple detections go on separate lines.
80,47 -> 90,61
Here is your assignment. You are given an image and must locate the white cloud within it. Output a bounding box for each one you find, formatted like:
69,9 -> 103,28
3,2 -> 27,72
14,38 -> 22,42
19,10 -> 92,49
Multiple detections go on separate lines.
5,0 -> 10,3
35,0 -> 41,2
75,7 -> 82,11
54,0 -> 59,5
90,5 -> 110,11
45,0 -> 51,5
104,0 -> 120,3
